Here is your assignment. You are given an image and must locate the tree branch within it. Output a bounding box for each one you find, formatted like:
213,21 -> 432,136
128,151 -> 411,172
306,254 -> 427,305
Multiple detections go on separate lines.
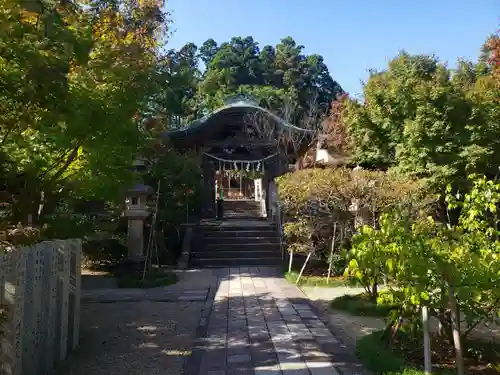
45,142 -> 83,185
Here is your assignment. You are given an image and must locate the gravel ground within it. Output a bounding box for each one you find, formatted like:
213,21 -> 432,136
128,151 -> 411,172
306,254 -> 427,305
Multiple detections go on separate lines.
300,286 -> 365,301
300,286 -> 385,349
51,300 -> 204,375
49,269 -> 216,375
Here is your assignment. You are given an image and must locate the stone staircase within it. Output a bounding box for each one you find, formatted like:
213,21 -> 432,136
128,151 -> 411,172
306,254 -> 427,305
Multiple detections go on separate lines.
223,200 -> 262,218
190,219 -> 282,267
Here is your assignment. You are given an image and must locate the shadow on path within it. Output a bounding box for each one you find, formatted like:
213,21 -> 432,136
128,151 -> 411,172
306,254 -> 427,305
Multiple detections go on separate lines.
53,267 -> 366,375
185,267 -> 369,375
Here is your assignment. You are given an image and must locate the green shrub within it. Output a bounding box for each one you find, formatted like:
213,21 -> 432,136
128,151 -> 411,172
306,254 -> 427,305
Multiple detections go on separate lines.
356,331 -> 422,375
346,174 -> 500,345
330,291 -> 398,317
146,148 -> 202,231
82,237 -> 127,267
277,168 -> 433,265
41,213 -> 121,240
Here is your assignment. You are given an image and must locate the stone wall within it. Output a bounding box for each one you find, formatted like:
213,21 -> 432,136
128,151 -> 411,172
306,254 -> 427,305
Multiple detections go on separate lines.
0,239 -> 82,375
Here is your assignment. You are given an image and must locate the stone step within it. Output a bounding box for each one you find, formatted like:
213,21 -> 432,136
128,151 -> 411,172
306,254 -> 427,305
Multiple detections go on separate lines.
191,218 -> 281,268
203,232 -> 277,240
224,208 -> 261,212
203,236 -> 279,245
224,206 -> 261,211
191,250 -> 279,259
223,201 -> 261,207
200,230 -> 277,238
202,243 -> 280,252
222,201 -> 262,217
202,226 -> 276,234
190,257 -> 282,267
223,212 -> 261,218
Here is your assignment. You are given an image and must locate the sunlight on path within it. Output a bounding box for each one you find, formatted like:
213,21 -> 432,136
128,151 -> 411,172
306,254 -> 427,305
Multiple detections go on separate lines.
190,267 -> 367,375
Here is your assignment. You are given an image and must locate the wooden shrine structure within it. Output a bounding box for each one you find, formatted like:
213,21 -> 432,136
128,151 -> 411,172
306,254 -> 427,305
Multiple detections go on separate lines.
162,96 -> 314,219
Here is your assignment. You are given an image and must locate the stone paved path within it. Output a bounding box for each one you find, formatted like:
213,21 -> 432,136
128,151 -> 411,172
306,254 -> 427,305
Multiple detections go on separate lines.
186,267 -> 368,375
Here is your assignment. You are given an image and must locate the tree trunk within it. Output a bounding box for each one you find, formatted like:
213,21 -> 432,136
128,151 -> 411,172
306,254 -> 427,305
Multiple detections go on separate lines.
370,282 -> 378,300
449,285 -> 464,375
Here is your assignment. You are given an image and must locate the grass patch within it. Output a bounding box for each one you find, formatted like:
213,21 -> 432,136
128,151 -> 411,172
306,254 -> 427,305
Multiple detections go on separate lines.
117,269 -> 178,288
329,292 -> 397,317
357,330 -> 500,375
285,271 -> 358,287
356,331 -> 430,375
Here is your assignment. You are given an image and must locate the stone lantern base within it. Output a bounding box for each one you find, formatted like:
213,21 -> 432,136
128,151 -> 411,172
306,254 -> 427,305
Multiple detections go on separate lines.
128,218 -> 146,261
124,208 -> 150,262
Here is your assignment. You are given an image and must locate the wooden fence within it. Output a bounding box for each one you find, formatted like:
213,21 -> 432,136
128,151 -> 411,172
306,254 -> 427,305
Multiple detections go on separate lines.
0,239 -> 82,375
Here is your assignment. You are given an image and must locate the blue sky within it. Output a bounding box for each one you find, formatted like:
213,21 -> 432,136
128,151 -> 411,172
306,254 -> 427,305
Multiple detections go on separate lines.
165,0 -> 499,98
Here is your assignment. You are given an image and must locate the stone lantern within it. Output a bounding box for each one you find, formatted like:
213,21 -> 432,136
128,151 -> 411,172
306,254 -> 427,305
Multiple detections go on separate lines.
124,184 -> 154,261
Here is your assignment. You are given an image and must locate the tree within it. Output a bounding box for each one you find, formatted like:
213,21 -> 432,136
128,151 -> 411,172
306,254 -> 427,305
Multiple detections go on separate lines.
198,38 -> 218,67
148,35 -> 343,129
462,31 -> 500,179
150,42 -> 202,125
346,174 -> 500,374
321,93 -> 350,156
343,44 -> 500,189
0,0 -> 168,223
194,36 -> 343,120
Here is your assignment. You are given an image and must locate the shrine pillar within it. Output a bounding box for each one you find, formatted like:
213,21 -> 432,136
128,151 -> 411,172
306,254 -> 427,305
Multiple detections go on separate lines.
201,155 -> 216,218
264,154 -> 282,219
262,171 -> 271,218
268,180 -> 277,218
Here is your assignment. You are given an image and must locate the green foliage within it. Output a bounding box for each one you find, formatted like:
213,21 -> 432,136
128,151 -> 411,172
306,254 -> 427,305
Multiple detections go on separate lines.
40,213 -> 126,266
0,0 -> 345,248
357,330 -> 500,375
82,238 -> 127,268
356,331 -> 433,375
0,0 -> 168,223
157,36 -> 343,122
345,224 -> 391,298
42,215 -> 104,240
283,218 -> 313,255
146,147 -> 202,233
278,168 -> 432,218
343,43 -> 500,189
278,168 -> 433,262
284,271 -> 353,287
330,292 -> 398,317
346,174 -> 500,340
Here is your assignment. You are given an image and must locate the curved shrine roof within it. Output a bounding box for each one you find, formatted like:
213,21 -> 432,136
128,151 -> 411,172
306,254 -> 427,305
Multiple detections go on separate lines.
162,99 -> 314,151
